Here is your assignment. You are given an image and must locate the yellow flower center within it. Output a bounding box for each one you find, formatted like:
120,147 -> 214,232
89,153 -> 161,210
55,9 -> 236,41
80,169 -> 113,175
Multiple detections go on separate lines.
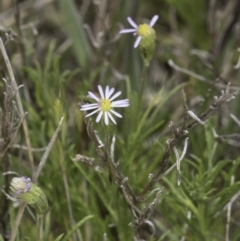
100,99 -> 112,112
137,24 -> 153,38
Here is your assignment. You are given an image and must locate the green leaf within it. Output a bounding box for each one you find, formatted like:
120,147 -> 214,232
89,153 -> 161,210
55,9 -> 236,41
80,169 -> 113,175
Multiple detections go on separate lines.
229,157 -> 240,176
213,182 -> 240,208
54,234 -> 64,241
59,0 -> 92,73
163,177 -> 198,216
209,160 -> 231,181
61,215 -> 94,241
139,120 -> 165,141
204,121 -> 216,169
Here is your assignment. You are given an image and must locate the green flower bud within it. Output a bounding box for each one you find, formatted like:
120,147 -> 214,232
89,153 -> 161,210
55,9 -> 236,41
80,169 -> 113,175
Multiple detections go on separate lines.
10,177 -> 49,215
137,24 -> 156,66
119,15 -> 158,66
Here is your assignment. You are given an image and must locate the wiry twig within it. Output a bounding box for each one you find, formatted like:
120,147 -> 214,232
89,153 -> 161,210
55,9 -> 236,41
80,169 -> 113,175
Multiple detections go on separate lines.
139,88 -> 237,198
0,37 -> 34,170
187,110 -> 206,125
172,145 -> 181,185
0,78 -> 24,158
230,114 -> 240,127
81,114 -> 137,201
11,144 -> 47,152
110,135 -> 118,167
72,154 -> 102,173
120,180 -> 141,217
226,175 -> 234,241
168,59 -> 240,91
0,113 -> 26,158
212,113 -> 240,147
141,189 -> 163,221
165,137 -> 189,185
213,128 -> 240,147
2,171 -> 19,176
131,189 -> 163,240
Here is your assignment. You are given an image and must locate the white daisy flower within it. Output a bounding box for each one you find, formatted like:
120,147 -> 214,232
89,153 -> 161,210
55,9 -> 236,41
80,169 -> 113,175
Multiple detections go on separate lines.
119,15 -> 159,48
80,85 -> 129,125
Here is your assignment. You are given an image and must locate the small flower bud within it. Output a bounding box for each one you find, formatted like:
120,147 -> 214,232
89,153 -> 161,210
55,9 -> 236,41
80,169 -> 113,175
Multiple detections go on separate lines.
119,15 -> 158,66
10,177 -> 49,215
138,24 -> 156,66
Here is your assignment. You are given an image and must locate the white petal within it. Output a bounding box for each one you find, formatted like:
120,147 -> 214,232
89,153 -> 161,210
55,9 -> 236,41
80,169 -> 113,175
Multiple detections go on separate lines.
81,103 -> 98,108
127,17 -> 138,29
105,86 -> 110,99
108,112 -> 117,124
98,85 -> 105,99
104,112 -> 109,125
112,99 -> 129,107
87,91 -> 99,101
85,109 -> 100,117
80,104 -> 99,111
107,87 -> 115,99
115,104 -> 129,108
112,99 -> 129,103
112,104 -> 129,108
119,29 -> 136,34
150,15 -> 159,27
110,109 -> 122,118
96,111 -> 103,122
109,91 -> 121,101
134,36 -> 142,48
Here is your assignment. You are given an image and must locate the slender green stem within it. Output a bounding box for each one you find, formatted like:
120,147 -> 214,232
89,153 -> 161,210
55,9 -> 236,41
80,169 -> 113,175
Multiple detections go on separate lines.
36,215 -> 43,241
140,63 -> 147,100
58,141 -> 82,241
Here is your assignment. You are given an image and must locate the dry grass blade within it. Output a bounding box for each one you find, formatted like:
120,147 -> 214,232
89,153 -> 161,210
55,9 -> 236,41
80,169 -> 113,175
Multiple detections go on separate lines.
33,116 -> 64,183
9,116 -> 64,241
0,37 -> 34,170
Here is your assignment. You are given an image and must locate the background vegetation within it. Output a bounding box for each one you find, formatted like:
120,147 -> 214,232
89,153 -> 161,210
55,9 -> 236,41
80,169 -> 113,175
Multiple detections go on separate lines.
0,0 -> 240,240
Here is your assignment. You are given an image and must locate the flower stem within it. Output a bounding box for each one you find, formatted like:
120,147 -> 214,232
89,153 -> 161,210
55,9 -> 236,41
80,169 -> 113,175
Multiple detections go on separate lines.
140,63 -> 148,99
36,215 -> 44,241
